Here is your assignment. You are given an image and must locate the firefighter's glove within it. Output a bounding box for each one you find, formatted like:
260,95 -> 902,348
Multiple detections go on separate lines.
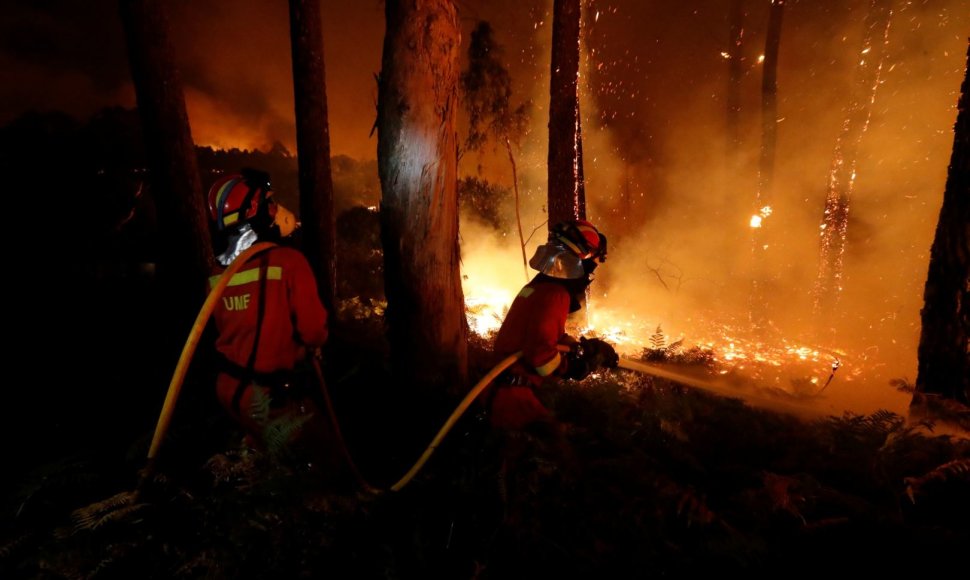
564,337 -> 619,381
580,337 -> 619,370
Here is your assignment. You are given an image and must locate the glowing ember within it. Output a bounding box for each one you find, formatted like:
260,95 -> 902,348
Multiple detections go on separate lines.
749,205 -> 773,228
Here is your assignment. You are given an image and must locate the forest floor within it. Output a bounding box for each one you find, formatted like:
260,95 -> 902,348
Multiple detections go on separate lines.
2,311 -> 970,580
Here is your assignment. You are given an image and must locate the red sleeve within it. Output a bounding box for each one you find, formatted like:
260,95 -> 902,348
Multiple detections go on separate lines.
285,251 -> 329,348
522,284 -> 570,376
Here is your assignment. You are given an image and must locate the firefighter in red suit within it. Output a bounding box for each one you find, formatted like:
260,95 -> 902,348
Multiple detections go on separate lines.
486,219 -> 618,523
206,168 -> 337,474
489,219 -> 619,432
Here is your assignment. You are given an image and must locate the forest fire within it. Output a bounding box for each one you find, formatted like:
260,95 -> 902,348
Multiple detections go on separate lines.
461,274 -> 851,403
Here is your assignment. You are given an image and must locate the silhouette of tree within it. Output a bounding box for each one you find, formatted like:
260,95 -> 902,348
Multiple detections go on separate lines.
289,0 -> 337,312
913,40 -> 970,410
118,0 -> 212,311
461,20 -> 531,279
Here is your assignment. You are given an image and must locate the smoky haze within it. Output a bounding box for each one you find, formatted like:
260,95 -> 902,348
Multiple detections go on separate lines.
455,0 -> 966,417
2,0 -> 965,414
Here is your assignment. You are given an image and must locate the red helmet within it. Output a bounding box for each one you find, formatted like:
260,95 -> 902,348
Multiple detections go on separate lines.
207,169 -> 276,232
551,219 -> 607,261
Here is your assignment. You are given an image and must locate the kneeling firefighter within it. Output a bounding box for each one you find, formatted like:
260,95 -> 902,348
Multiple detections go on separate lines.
206,168 -> 341,478
483,219 -> 619,523
488,219 -> 620,432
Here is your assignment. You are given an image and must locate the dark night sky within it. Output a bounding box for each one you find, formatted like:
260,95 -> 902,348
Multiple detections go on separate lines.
2,0 -> 967,415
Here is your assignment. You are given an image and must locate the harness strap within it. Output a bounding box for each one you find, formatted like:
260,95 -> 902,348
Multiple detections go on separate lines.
231,250 -> 271,415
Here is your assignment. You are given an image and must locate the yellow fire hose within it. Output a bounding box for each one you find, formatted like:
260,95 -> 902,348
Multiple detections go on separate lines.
146,253 -> 816,495
386,352 -> 522,492
146,242 -> 279,464
141,238 -> 522,494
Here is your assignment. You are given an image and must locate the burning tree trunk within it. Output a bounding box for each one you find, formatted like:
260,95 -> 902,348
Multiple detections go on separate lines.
118,0 -> 212,305
812,0 -> 893,323
750,0 -> 785,330
377,0 -> 468,393
912,41 -> 970,410
288,0 -> 337,313
548,0 -> 586,225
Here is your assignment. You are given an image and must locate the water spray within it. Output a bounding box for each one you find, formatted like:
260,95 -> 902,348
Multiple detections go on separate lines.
814,358 -> 841,396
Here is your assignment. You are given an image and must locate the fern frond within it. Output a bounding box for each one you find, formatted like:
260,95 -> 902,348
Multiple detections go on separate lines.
905,458 -> 970,503
649,325 -> 666,350
262,413 -> 312,457
889,377 -> 915,393
249,386 -> 273,425
70,491 -> 143,532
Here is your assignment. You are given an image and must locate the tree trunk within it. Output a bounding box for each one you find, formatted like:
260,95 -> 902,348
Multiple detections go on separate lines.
726,0 -> 744,173
750,0 -> 785,331
813,0 -> 893,325
289,0 -> 337,313
757,0 -> 784,206
118,0 -> 212,308
378,0 -> 468,393
912,40 -> 970,409
548,0 -> 584,226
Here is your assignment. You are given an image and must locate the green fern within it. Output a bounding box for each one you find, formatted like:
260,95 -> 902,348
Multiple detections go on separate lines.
262,413 -> 313,458
249,385 -> 273,425
71,491 -> 145,532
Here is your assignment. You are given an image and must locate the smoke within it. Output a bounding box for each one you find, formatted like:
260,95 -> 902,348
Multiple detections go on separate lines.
453,0 -> 966,415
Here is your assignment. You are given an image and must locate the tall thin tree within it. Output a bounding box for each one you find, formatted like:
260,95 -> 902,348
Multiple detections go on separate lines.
118,0 -> 212,307
461,21 -> 530,279
378,0 -> 468,393
812,0 -> 893,326
548,0 -> 586,226
750,0 -> 785,331
912,41 -> 970,410
726,0 -> 745,177
289,0 -> 337,313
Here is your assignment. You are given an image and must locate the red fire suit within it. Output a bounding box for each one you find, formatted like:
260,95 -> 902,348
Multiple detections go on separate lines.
489,276 -> 576,430
208,245 -> 329,442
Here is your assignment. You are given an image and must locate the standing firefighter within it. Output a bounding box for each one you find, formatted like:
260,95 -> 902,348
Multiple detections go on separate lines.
206,168 -> 339,479
486,219 -> 619,520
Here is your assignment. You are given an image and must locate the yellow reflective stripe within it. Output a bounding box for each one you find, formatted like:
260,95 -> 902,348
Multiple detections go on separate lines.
208,266 -> 282,289
223,212 -> 239,226
535,352 -> 561,377
518,287 -> 535,298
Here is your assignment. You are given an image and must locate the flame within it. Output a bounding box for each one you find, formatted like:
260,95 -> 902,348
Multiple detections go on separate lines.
461,259 -> 852,400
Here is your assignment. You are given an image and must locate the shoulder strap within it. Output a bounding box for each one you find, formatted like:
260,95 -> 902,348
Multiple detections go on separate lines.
231,249 -> 273,415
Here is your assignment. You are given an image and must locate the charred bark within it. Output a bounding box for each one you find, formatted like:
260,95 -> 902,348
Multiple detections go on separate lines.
913,40 -> 970,409
378,0 -> 468,393
118,0 -> 212,307
548,0 -> 585,226
289,0 -> 337,313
